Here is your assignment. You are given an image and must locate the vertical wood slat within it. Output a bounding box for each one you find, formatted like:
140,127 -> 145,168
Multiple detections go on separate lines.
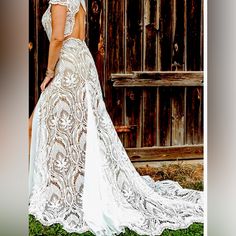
187,0 -> 202,71
156,0 -> 161,146
34,0 -> 39,104
88,0 -> 105,96
171,0 -> 176,68
123,0 -> 128,146
158,0 -> 173,147
183,0 -> 188,144
126,0 -> 142,72
200,0 -> 204,71
112,88 -> 125,143
103,0 -> 108,97
137,91 -> 143,147
159,87 -> 172,146
171,87 -> 185,145
39,1 -> 50,82
144,0 -> 158,71
139,0 -> 145,148
105,0 -> 125,106
183,0 -> 187,70
142,88 -> 157,147
160,0 -> 172,71
87,0 -> 102,57
170,0 -> 185,146
32,0 -> 49,110
156,88 -> 160,146
29,0 -> 36,115
186,87 -> 203,144
141,0 -> 158,147
172,0 -> 185,70
106,0 -> 125,139
124,88 -> 142,147
124,0 -> 142,147
185,0 -> 203,145
107,1 -> 125,74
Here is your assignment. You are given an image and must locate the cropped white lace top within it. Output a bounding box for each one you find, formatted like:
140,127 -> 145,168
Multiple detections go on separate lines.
42,0 -> 86,41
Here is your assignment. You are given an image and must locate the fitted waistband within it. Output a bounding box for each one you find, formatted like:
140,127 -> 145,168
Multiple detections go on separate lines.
62,37 -> 86,48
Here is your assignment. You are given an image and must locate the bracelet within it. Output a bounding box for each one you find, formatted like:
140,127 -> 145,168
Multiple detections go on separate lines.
45,68 -> 55,78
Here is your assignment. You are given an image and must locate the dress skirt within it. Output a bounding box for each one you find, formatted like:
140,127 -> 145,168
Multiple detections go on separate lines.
29,37 -> 204,236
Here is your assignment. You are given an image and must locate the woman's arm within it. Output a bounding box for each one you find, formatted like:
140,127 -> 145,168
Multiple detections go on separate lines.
40,4 -> 67,91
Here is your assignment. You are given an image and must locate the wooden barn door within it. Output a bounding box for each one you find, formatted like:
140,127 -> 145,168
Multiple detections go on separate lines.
89,0 -> 204,162
29,0 -> 204,162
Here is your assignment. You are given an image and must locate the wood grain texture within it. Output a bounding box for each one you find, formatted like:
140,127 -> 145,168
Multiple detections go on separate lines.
159,87 -> 172,146
124,88 -> 141,147
186,87 -> 203,144
126,144 -> 203,162
171,87 -> 185,145
142,88 -> 157,146
111,87 -> 125,143
111,71 -> 203,80
187,0 -> 202,70
126,0 -> 142,72
144,0 -> 158,70
111,71 -> 203,87
160,0 -> 172,70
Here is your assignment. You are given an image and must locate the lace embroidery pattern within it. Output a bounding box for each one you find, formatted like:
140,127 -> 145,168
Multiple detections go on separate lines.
29,38 -> 204,236
42,0 -> 86,40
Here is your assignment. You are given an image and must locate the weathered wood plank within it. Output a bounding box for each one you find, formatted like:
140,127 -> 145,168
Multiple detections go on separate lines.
88,0 -> 102,57
111,88 -> 125,143
126,0 -> 142,72
142,88 -> 157,146
171,87 -> 185,145
111,71 -> 203,87
187,0 -> 202,70
39,1 -> 50,83
105,0 -> 125,116
88,0 -> 105,96
160,0 -> 172,70
144,0 -> 158,70
111,71 -> 203,80
107,1 -> 125,73
171,0 -> 185,70
186,87 -> 203,144
112,78 -> 203,87
200,0 -> 204,71
29,0 -> 36,115
126,144 -> 203,162
159,87 -> 172,146
124,88 -> 141,147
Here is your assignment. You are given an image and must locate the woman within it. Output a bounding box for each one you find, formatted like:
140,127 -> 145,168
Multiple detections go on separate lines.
29,0 -> 204,235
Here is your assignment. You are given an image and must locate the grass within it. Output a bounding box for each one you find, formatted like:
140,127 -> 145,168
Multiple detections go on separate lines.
29,162 -> 204,236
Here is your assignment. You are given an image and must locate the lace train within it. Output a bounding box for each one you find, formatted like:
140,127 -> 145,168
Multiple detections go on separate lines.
29,38 -> 204,236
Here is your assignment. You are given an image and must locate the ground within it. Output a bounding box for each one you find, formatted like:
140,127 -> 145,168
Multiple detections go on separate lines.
29,162 -> 204,236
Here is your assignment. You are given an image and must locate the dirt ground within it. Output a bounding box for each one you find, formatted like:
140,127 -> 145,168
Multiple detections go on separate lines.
135,162 -> 204,190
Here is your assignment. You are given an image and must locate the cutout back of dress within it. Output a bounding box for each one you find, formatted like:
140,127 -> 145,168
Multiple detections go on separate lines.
42,0 -> 87,41
64,3 -> 86,41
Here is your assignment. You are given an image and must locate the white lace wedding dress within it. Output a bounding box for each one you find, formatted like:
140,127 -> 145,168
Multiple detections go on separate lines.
29,1 -> 204,235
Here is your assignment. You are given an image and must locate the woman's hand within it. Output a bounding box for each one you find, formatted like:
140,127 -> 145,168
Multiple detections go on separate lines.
40,76 -> 53,92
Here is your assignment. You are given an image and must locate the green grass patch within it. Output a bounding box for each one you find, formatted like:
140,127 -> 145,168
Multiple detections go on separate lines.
29,214 -> 203,236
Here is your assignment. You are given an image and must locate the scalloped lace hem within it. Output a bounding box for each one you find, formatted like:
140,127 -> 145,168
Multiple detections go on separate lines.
29,210 -> 203,236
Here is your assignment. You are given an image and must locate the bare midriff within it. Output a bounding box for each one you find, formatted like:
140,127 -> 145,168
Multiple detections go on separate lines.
64,5 -> 86,41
